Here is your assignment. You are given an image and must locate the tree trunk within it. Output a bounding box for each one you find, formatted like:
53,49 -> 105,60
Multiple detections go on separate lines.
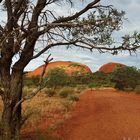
1,70 -> 23,140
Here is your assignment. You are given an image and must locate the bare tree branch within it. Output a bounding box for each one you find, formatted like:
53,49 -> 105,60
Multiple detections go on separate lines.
53,0 -> 100,23
12,54 -> 53,116
32,41 -> 78,59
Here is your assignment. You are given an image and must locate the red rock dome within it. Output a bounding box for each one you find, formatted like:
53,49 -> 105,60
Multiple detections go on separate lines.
26,61 -> 92,77
99,62 -> 126,74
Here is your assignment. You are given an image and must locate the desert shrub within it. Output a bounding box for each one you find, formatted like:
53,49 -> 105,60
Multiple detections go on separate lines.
114,82 -> 124,90
59,87 -> 74,98
23,76 -> 40,87
88,72 -> 112,87
44,88 -> 56,97
75,85 -> 87,93
92,72 -> 109,83
110,66 -> 140,90
62,100 -> 73,112
68,95 -> 79,101
88,82 -> 101,89
134,85 -> 140,94
70,71 -> 93,85
46,68 -> 70,88
79,73 -> 94,84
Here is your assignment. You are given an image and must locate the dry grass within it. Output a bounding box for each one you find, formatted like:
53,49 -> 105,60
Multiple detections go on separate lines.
0,85 -> 84,139
22,93 -> 71,121
21,92 -> 73,138
0,92 -> 73,139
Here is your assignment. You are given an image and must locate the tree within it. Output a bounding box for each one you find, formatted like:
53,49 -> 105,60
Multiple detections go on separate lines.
91,71 -> 110,86
46,67 -> 69,89
110,66 -> 140,90
0,0 -> 140,139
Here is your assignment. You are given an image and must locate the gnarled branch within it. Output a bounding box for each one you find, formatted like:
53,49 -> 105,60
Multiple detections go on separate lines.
12,54 -> 53,116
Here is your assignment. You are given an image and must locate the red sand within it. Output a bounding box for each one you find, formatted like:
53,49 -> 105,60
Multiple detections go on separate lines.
26,61 -> 92,77
99,62 -> 126,73
56,89 -> 140,140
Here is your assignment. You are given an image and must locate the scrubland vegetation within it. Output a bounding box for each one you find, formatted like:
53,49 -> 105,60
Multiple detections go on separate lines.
23,66 -> 140,100
1,65 -> 140,139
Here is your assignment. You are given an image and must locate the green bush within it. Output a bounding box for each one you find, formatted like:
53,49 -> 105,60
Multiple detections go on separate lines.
92,72 -> 110,85
110,66 -> 140,90
68,95 -> 79,101
23,76 -> 40,87
44,88 -> 56,97
46,68 -> 69,88
134,85 -> 140,94
88,82 -> 101,89
70,73 -> 93,85
75,85 -> 87,93
59,87 -> 74,98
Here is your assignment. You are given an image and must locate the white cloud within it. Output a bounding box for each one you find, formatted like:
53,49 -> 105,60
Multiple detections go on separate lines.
1,1 -> 140,72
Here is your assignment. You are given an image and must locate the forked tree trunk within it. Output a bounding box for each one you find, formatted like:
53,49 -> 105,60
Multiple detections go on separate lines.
2,103 -> 21,140
1,70 -> 23,140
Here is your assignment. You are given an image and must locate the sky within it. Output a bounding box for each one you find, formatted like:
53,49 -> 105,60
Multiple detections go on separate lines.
1,0 -> 140,72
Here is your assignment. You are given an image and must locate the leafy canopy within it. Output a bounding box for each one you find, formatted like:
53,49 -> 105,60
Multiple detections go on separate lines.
46,67 -> 69,88
110,66 -> 140,90
0,0 -> 139,72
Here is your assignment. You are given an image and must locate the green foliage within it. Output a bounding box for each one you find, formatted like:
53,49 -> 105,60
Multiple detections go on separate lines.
79,73 -> 93,84
88,82 -> 101,89
110,66 -> 140,90
68,63 -> 81,67
87,72 -> 112,88
75,85 -> 87,93
72,7 -> 125,50
46,68 -> 69,88
134,85 -> 140,94
92,72 -> 110,84
70,73 -> 93,85
59,87 -> 74,98
23,76 -> 40,87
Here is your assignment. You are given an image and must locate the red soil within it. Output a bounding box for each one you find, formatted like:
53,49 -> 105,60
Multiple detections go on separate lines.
26,61 -> 92,77
55,89 -> 140,140
99,62 -> 126,73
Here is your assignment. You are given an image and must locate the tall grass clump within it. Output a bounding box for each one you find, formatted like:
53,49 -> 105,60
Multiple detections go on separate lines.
43,88 -> 56,97
68,95 -> 79,101
59,87 -> 74,98
22,86 -> 36,97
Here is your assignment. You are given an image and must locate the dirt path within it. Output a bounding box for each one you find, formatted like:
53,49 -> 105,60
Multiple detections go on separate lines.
57,88 -> 140,140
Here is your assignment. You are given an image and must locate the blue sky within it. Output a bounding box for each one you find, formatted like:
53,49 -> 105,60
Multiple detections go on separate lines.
0,0 -> 140,72
25,0 -> 140,72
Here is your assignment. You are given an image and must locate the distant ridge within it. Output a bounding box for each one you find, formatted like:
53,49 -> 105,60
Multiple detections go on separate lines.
99,62 -> 126,74
26,61 -> 92,77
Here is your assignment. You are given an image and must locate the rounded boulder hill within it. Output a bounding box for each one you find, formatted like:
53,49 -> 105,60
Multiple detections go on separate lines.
99,62 -> 126,74
26,61 -> 92,77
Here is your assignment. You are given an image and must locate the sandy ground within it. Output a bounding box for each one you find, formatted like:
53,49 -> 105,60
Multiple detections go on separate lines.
56,88 -> 140,140
2,88 -> 140,140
